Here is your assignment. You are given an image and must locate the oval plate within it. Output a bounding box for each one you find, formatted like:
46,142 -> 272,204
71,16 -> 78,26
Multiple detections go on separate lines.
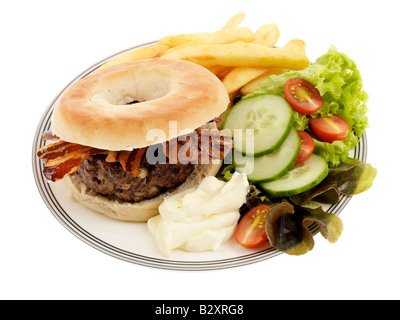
32,42 -> 368,271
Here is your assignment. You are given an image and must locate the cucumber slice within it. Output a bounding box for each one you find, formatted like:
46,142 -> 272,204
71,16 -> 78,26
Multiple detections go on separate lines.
234,128 -> 301,183
260,154 -> 329,197
222,94 -> 293,156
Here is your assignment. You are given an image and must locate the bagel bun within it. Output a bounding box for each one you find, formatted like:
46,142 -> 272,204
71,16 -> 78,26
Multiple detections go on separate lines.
51,58 -> 230,150
44,58 -> 232,222
66,161 -> 222,222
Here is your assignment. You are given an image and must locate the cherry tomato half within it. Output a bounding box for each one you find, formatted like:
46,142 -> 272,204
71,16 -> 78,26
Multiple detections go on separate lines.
295,130 -> 315,165
309,115 -> 350,143
284,78 -> 323,115
235,205 -> 270,248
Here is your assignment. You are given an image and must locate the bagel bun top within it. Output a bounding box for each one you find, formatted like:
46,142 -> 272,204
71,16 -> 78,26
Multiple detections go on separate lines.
51,58 -> 230,150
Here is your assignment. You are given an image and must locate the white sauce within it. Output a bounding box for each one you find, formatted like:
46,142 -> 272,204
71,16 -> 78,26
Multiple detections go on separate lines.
147,172 -> 249,257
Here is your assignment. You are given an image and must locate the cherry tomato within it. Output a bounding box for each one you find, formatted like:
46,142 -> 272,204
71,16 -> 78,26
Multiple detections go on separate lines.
284,78 -> 323,115
295,130 -> 315,165
310,115 -> 350,143
235,205 -> 270,248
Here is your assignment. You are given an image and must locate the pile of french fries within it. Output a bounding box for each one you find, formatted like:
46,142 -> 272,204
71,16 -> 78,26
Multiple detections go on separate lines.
98,12 -> 309,102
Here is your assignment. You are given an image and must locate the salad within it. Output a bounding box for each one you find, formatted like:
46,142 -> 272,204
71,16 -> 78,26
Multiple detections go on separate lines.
220,46 -> 377,255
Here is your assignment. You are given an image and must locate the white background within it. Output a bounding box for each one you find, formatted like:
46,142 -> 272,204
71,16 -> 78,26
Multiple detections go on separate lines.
2,0 -> 399,300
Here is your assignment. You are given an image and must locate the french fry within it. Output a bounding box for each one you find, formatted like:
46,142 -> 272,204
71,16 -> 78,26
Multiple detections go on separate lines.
221,23 -> 281,94
161,40 -> 309,70
97,43 -> 170,70
240,68 -> 289,95
206,65 -> 229,76
221,12 -> 246,29
222,66 -> 268,94
158,41 -> 200,56
158,27 -> 255,47
285,39 -> 307,55
203,65 -> 235,81
214,66 -> 235,79
254,23 -> 280,47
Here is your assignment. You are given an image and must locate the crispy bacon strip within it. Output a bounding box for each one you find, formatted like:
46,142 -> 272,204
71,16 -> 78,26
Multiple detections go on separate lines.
197,128 -> 233,160
37,141 -> 149,181
37,127 -> 233,182
163,128 -> 233,164
36,141 -> 107,181
163,137 -> 197,164
105,148 -> 148,179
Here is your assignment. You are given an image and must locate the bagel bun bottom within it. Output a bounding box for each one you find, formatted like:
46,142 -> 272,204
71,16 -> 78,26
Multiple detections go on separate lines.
65,161 -> 222,222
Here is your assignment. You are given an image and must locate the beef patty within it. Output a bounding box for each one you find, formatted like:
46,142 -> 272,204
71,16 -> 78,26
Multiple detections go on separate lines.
73,155 -> 194,202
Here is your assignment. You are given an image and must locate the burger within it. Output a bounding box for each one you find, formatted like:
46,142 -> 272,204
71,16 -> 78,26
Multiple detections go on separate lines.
36,58 -> 232,221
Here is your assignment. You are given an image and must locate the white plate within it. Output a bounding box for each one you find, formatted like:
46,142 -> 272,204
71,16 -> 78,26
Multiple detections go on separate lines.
32,42 -> 368,271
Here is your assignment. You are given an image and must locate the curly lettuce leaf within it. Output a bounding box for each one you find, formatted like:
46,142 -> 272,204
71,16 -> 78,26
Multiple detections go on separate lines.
245,46 -> 369,167
322,158 -> 377,196
313,132 -> 360,167
265,201 -> 343,255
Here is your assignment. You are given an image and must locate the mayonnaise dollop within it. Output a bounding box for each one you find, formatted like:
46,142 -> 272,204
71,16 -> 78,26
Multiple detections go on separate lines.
147,172 -> 249,257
